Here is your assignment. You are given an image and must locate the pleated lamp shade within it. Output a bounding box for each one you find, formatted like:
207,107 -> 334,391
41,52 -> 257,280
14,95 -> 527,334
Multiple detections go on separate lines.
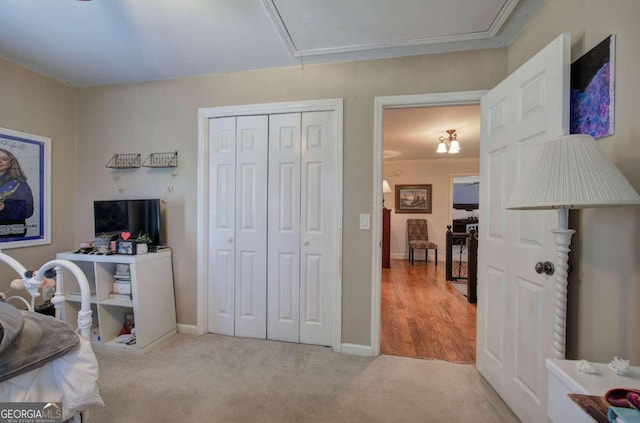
382,180 -> 392,194
507,134 -> 640,210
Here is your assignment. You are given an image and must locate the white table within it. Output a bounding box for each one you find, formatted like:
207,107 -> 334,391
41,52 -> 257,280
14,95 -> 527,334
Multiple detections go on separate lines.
546,358 -> 640,422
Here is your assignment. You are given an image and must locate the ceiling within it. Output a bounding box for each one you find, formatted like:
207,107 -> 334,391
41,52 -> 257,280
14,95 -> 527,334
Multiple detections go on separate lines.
384,105 -> 480,161
0,0 -> 540,162
0,0 -> 542,88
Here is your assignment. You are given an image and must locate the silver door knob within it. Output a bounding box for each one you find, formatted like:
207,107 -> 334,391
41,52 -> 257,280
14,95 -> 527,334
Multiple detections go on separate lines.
535,261 -> 554,275
303,241 -> 309,246
227,237 -> 233,243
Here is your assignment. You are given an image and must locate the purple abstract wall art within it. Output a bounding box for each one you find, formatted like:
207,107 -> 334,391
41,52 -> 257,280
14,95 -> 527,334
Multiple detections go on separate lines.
570,35 -> 615,139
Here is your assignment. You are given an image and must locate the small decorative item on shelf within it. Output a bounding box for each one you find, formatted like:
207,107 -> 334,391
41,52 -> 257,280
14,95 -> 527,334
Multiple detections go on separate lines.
608,356 -> 630,375
116,231 -> 135,255
134,232 -> 152,254
94,234 -> 113,253
117,240 -> 136,255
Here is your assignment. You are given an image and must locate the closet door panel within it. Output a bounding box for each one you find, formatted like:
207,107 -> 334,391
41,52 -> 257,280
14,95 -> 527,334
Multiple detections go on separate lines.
303,254 -> 322,323
208,116 -> 237,336
268,113 -> 301,342
234,115 -> 268,339
300,111 -> 335,346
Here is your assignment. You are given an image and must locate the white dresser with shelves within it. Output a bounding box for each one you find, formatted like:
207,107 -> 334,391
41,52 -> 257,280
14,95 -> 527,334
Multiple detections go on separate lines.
547,358 -> 640,422
56,249 -> 177,354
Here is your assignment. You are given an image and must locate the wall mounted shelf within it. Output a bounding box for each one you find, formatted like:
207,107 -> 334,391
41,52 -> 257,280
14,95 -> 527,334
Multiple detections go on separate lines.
142,151 -> 178,168
105,153 -> 141,169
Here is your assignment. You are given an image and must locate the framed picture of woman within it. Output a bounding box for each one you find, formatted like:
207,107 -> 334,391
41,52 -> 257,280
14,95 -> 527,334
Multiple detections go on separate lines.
0,127 -> 51,248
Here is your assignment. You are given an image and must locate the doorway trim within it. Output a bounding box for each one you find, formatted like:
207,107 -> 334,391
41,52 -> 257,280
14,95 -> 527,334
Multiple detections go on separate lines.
196,98 -> 344,351
371,91 -> 488,355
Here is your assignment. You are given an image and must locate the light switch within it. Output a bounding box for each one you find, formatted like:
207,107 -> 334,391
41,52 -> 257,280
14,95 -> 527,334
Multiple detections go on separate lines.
359,213 -> 370,230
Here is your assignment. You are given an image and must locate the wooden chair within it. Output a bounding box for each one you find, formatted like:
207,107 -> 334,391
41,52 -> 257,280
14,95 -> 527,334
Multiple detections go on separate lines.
407,219 -> 438,265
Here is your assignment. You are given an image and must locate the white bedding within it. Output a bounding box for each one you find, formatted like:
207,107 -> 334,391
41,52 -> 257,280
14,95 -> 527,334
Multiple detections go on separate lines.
0,336 -> 104,420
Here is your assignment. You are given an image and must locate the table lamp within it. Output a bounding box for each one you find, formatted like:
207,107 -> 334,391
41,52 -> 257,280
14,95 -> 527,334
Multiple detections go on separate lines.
507,134 -> 640,359
382,180 -> 392,208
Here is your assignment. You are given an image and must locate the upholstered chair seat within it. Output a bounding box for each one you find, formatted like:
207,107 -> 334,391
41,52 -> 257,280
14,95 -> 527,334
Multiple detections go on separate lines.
407,219 -> 438,265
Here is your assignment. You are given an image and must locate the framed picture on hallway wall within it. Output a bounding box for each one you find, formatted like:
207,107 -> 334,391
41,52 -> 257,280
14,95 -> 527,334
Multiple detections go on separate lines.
0,127 -> 51,249
395,184 -> 432,213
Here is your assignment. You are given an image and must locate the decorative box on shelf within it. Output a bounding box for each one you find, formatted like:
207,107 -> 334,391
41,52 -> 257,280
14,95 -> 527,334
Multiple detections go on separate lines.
116,240 -> 136,255
115,240 -> 153,255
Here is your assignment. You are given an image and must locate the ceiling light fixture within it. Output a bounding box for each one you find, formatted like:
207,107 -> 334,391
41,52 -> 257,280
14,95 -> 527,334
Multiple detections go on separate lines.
437,129 -> 460,154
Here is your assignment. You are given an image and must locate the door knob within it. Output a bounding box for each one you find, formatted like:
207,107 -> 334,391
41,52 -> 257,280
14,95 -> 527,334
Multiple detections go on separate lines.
227,237 -> 233,243
303,241 -> 309,246
535,261 -> 554,275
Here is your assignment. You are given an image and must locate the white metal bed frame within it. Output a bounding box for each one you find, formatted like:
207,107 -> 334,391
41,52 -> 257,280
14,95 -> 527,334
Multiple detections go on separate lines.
0,249 -> 98,422
0,249 -> 93,338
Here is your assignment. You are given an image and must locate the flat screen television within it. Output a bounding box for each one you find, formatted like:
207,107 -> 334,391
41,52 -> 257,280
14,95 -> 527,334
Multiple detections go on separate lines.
453,183 -> 479,211
94,199 -> 162,245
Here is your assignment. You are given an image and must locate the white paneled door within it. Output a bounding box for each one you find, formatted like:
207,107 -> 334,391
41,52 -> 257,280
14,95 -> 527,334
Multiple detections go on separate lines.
208,116 -> 236,336
208,115 -> 268,339
234,116 -> 269,338
268,113 -> 301,342
299,111 -> 336,346
268,112 -> 336,346
208,110 -> 336,347
477,33 -> 569,422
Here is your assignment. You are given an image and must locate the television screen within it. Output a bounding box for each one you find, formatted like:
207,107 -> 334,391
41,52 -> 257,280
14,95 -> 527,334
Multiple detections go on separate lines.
453,183 -> 479,211
94,199 -> 162,245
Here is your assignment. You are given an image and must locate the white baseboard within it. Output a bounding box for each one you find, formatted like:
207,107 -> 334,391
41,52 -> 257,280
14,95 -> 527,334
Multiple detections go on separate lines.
176,326 -> 376,356
390,253 -> 444,261
341,343 -> 376,356
177,323 -> 200,336
390,254 -> 446,264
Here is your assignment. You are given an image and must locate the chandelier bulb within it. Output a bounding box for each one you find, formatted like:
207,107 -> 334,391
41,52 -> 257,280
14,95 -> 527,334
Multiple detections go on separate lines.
436,129 -> 461,154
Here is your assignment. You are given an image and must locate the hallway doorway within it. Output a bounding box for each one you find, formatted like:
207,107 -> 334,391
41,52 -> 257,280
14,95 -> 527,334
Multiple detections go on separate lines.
373,90 -> 487,362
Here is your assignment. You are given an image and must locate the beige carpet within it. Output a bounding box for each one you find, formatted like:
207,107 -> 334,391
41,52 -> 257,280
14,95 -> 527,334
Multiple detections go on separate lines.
90,334 -> 519,423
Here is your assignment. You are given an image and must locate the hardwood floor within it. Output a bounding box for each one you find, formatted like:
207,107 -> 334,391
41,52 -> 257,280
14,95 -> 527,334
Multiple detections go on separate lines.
381,259 -> 477,364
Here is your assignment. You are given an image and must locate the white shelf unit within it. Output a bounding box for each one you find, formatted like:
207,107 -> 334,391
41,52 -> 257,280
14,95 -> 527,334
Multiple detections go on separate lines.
56,250 -> 177,354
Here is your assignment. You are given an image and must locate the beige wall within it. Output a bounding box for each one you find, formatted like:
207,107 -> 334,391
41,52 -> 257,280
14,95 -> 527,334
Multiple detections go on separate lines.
383,159 -> 479,260
0,59 -> 77,288
508,0 -> 640,363
74,50 -> 506,345
5,0 -> 636,359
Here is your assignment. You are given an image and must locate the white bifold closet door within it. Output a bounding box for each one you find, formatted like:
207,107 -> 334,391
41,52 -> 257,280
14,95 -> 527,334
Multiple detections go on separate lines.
208,115 -> 268,339
268,112 -> 336,346
207,111 -> 335,347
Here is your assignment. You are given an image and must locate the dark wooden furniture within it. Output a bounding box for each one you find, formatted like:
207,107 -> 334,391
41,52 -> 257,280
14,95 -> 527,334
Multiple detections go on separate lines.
452,217 -> 478,233
382,208 -> 391,268
445,226 -> 478,304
